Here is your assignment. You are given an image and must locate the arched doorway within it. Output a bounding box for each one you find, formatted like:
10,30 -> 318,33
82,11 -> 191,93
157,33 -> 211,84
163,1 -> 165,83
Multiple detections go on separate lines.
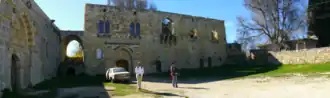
116,59 -> 129,71
11,54 -> 19,92
113,47 -> 134,74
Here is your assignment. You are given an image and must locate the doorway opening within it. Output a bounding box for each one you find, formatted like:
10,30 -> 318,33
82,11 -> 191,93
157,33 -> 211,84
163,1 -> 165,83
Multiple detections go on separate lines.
11,54 -> 19,92
66,67 -> 76,76
156,59 -> 162,72
208,57 -> 212,68
116,59 -> 129,71
199,57 -> 204,69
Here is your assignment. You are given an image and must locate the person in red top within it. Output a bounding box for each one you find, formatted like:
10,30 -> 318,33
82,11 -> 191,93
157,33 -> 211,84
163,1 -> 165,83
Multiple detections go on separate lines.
170,62 -> 178,88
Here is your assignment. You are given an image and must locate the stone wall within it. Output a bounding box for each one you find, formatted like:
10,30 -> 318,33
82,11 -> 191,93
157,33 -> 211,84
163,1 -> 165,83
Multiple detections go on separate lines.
269,47 -> 330,64
83,3 -> 227,75
0,0 -> 61,92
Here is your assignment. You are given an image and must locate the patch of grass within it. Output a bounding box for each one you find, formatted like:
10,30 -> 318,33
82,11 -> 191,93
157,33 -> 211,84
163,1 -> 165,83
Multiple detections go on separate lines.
252,62 -> 330,76
147,63 -> 330,80
103,83 -> 139,96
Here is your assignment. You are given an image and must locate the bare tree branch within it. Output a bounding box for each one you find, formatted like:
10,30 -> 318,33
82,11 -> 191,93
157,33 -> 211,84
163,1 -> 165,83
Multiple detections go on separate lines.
236,0 -> 307,50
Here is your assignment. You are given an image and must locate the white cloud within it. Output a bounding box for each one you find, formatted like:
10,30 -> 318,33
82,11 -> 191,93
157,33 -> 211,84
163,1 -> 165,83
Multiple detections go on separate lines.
66,40 -> 82,56
225,21 -> 234,28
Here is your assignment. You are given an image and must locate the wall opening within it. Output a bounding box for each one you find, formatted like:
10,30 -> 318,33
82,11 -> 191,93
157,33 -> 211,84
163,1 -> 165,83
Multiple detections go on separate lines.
129,22 -> 141,39
160,18 -> 176,45
155,57 -> 162,72
211,30 -> 219,43
63,35 -> 84,65
199,57 -> 204,69
11,54 -> 19,91
208,57 -> 212,68
189,28 -> 198,40
113,47 -> 134,75
116,59 -> 129,71
66,67 -> 75,76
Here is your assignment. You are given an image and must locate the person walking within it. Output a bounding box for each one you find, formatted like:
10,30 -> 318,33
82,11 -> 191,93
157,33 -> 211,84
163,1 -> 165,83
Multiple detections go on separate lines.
135,62 -> 144,90
170,62 -> 178,88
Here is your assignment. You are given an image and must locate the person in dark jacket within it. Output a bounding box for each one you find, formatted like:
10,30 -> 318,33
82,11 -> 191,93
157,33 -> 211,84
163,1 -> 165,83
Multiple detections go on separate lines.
170,62 -> 178,88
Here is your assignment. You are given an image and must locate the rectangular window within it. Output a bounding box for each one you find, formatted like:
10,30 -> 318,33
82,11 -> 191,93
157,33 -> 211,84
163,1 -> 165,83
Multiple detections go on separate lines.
105,20 -> 110,34
97,20 -> 104,34
46,42 -> 48,58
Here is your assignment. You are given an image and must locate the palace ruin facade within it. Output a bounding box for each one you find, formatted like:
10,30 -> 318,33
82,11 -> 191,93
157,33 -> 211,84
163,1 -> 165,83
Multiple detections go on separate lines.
0,1 -> 227,93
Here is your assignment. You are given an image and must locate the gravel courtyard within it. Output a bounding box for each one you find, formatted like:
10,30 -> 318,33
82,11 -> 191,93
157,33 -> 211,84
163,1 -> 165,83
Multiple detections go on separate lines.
115,74 -> 330,98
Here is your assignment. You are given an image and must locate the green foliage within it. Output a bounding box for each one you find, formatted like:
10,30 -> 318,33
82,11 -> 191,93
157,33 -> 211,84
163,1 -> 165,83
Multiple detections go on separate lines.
255,62 -> 330,76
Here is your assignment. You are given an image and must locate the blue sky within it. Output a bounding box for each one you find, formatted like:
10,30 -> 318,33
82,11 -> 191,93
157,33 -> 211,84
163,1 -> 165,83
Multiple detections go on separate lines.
35,0 -> 250,43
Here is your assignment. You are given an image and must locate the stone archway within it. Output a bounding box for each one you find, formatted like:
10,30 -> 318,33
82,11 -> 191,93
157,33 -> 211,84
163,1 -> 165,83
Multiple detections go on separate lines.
58,35 -> 85,76
114,47 -> 134,74
11,54 -> 19,92
61,35 -> 84,62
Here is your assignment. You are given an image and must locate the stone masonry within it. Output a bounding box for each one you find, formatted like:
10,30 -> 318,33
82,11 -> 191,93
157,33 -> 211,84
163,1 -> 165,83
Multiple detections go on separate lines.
81,3 -> 227,75
0,0 -> 61,92
0,1 -> 228,94
269,47 -> 330,64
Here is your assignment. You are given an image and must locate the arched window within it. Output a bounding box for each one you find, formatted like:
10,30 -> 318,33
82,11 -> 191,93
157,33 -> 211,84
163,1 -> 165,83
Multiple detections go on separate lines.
129,23 -> 135,37
97,20 -> 104,34
135,23 -> 140,38
105,20 -> 110,34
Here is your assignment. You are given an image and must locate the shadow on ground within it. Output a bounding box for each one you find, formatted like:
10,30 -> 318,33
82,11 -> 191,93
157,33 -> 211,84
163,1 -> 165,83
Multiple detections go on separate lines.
178,87 -> 209,90
144,64 -> 282,84
2,75 -> 112,98
145,49 -> 283,84
139,89 -> 185,97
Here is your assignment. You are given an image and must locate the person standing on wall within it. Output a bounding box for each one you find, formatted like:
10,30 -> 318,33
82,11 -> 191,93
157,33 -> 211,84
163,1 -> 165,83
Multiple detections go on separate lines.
170,62 -> 178,88
135,61 -> 144,90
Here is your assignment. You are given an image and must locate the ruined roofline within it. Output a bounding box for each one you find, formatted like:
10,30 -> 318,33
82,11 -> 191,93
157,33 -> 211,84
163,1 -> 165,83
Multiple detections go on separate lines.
31,1 -> 61,30
61,30 -> 84,33
85,3 -> 224,22
31,0 -> 62,40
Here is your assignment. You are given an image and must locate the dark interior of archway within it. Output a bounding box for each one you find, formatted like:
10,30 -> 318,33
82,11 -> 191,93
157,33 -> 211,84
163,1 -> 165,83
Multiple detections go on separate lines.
116,59 -> 129,71
66,67 -> 75,76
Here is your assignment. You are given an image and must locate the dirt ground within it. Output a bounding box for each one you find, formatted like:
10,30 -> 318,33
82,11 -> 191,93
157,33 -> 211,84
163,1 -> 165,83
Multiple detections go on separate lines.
24,74 -> 330,98
115,75 -> 330,98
